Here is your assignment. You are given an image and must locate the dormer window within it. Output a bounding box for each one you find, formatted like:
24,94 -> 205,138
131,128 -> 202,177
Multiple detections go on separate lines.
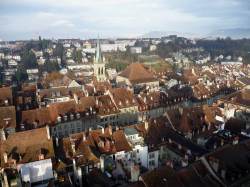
63,115 -> 67,121
57,116 -> 62,123
76,113 -> 80,119
70,114 -> 74,120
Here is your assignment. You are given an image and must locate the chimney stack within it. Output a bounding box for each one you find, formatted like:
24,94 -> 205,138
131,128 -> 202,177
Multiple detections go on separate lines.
71,140 -> 76,153
38,149 -> 45,160
108,125 -> 112,135
1,129 -> 6,141
3,152 -> 8,163
145,121 -> 149,131
83,133 -> 86,141
46,125 -> 51,140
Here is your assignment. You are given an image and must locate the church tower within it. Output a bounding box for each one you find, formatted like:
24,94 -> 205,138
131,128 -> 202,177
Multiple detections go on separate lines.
93,38 -> 106,82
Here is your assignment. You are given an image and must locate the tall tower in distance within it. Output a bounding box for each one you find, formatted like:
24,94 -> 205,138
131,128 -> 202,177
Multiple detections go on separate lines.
93,38 -> 106,82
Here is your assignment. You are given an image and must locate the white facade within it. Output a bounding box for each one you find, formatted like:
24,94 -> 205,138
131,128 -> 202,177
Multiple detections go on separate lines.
130,47 -> 142,54
8,59 -> 18,67
19,159 -> 54,184
148,150 -> 159,170
101,43 -> 127,52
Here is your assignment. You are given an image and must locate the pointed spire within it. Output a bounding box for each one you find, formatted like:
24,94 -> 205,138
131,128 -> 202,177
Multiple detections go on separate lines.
95,36 -> 102,63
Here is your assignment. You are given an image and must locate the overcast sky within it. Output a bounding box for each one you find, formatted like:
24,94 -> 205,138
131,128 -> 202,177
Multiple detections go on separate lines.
0,0 -> 249,40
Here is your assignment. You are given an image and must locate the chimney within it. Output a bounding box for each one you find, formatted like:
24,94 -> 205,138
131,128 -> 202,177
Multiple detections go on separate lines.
38,150 -> 45,160
108,125 -> 112,135
1,129 -> 6,141
19,154 -> 22,162
4,99 -> 8,106
56,137 -> 59,147
73,94 -> 79,104
220,139 -> 224,146
233,136 -> 239,145
82,133 -> 86,141
46,125 -> 51,140
3,152 -> 8,163
144,121 -> 149,131
71,140 -> 76,153
97,125 -> 104,134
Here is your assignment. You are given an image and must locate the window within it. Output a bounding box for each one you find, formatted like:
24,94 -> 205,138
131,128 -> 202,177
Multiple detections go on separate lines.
149,153 -> 155,159
149,160 -> 155,166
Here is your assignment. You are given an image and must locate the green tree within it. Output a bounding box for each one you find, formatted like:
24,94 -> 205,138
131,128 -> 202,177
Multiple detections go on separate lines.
15,66 -> 28,83
43,60 -> 60,73
21,50 -> 37,69
53,43 -> 65,65
76,50 -> 83,63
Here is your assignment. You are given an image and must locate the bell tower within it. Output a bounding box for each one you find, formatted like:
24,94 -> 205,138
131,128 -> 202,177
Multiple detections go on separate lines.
93,38 -> 106,82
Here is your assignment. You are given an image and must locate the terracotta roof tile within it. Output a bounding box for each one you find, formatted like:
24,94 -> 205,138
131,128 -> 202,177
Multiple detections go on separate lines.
0,127 -> 54,167
0,106 -> 16,129
110,88 -> 137,109
0,87 -> 12,106
119,63 -> 156,84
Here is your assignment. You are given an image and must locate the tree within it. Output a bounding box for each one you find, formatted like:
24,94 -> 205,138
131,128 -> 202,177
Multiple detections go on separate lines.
15,66 -> 28,83
53,43 -> 65,65
21,50 -> 37,69
43,60 -> 60,73
0,66 -> 3,84
76,50 -> 83,63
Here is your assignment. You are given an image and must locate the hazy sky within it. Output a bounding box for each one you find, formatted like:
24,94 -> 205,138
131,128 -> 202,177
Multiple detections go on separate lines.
0,0 -> 249,40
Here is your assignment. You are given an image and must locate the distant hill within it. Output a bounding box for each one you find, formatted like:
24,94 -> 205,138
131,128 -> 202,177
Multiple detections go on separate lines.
140,31 -> 201,39
209,28 -> 250,39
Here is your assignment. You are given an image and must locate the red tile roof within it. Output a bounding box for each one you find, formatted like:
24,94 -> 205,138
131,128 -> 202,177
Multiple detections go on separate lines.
110,88 -> 137,109
0,87 -> 12,106
0,106 -> 16,129
119,63 -> 156,84
0,127 -> 54,167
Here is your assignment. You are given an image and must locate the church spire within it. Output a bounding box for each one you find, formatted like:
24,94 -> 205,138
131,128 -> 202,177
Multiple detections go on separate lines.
95,37 -> 102,63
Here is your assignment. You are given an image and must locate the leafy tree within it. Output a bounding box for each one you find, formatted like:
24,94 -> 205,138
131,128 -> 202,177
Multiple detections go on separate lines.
21,50 -> 37,69
76,50 -> 83,63
43,60 -> 60,73
0,66 -> 3,84
15,66 -> 28,83
53,43 -> 65,65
